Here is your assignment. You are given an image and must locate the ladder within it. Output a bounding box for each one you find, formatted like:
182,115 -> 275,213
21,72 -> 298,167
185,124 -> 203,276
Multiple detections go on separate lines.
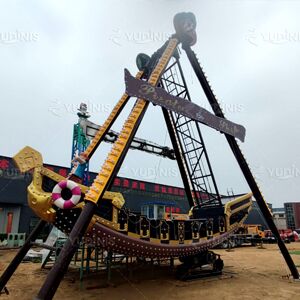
161,52 -> 221,208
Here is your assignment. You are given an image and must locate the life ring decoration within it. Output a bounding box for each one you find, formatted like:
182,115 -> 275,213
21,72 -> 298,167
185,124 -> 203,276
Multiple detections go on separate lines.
51,180 -> 81,209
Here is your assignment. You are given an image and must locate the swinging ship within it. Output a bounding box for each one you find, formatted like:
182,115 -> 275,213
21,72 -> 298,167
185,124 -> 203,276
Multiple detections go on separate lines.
13,146 -> 252,260
13,12 -> 252,269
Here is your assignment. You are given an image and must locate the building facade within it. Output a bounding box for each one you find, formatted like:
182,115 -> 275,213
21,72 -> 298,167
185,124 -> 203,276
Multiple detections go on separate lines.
284,202 -> 300,230
272,207 -> 287,230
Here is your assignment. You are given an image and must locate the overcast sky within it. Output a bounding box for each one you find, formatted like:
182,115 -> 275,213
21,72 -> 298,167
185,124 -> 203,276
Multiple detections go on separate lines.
1,0 -> 300,208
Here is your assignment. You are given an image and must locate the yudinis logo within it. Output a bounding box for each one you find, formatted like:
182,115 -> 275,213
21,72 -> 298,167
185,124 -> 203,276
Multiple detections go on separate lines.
109,28 -> 171,46
119,166 -> 178,180
0,30 -> 39,44
252,164 -> 300,180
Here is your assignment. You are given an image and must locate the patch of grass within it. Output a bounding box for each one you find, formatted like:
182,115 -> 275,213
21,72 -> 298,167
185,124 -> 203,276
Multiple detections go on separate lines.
289,250 -> 300,255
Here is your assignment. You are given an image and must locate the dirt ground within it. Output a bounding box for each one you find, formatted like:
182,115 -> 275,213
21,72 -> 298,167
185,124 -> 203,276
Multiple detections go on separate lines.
1,243 -> 300,300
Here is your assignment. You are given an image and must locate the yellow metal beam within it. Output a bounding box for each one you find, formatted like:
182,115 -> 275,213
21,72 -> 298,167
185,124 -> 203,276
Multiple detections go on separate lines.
85,38 -> 179,204
77,70 -> 144,163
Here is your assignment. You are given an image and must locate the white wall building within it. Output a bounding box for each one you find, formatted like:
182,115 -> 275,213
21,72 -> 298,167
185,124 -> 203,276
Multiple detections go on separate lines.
273,208 -> 287,230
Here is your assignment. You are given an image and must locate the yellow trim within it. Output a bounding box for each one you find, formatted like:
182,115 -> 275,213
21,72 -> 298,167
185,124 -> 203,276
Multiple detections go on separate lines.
140,230 -> 150,238
128,232 -> 139,239
27,166 -> 56,223
93,216 -> 119,231
224,192 -> 253,215
139,217 -> 150,238
160,220 -> 169,241
150,238 -> 164,244
169,240 -> 179,246
118,224 -> 128,232
224,192 -> 253,229
13,146 -> 43,172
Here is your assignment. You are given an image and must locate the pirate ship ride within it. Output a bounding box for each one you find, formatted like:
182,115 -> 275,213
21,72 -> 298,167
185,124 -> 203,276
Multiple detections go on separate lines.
1,12 -> 298,300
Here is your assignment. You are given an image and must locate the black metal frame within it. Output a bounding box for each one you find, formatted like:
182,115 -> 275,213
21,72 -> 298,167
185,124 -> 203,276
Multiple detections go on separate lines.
161,52 -> 222,208
181,42 -> 299,279
162,107 -> 195,207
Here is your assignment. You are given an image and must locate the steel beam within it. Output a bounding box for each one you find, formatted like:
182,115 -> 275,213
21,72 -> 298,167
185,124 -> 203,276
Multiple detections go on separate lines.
182,42 -> 299,279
